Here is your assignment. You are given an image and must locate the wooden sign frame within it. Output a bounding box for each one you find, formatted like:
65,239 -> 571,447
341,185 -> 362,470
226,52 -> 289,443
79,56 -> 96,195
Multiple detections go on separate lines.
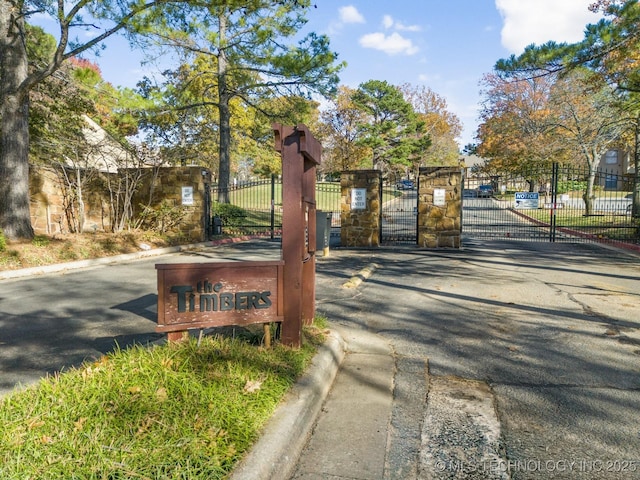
156,261 -> 284,333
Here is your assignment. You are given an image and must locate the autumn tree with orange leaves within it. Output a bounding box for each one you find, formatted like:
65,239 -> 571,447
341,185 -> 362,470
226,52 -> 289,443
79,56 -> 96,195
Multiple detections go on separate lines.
400,83 -> 462,167
476,72 -> 572,176
318,86 -> 372,175
495,0 -> 640,216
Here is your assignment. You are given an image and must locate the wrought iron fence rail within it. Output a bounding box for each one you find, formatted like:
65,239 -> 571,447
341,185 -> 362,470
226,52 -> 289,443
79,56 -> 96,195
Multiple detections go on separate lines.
208,178 -> 342,237
462,163 -> 638,246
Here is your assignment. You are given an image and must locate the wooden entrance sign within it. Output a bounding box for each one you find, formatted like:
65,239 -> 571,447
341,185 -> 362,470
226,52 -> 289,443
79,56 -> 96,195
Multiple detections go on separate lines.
156,261 -> 284,335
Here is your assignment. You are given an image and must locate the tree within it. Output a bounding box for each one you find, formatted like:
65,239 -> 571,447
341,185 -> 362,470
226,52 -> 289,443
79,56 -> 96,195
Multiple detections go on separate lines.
247,95 -> 321,177
69,58 -> 144,140
0,0 -> 196,240
351,80 -> 430,178
496,1 -> 640,95
547,69 -> 631,215
141,0 -> 343,202
26,27 -> 95,166
138,60 -> 221,170
400,83 -> 462,167
476,72 -> 569,175
495,0 -> 640,215
317,86 -> 372,175
139,54 -> 323,181
462,144 -> 478,155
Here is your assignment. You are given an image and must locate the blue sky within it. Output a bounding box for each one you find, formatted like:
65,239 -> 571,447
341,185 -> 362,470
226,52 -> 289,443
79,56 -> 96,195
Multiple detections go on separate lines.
44,0 -> 604,148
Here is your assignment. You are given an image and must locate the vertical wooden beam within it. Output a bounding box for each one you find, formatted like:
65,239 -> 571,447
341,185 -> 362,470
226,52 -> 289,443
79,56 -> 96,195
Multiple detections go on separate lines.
275,124 -> 304,347
298,125 -> 322,326
273,124 -> 321,347
302,150 -> 317,326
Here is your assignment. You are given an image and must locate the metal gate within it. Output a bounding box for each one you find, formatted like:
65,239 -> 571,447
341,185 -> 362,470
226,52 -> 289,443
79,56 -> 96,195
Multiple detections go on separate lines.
207,176 -> 342,239
381,179 -> 418,245
462,163 -> 638,245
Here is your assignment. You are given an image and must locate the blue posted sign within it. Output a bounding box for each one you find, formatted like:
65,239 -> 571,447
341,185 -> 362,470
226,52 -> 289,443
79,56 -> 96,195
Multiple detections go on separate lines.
514,192 -> 539,209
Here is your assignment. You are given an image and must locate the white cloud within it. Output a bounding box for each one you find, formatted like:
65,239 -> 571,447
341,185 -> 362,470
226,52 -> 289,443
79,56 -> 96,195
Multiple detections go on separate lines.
495,0 -> 603,54
382,14 -> 421,32
339,5 -> 365,24
359,32 -> 419,56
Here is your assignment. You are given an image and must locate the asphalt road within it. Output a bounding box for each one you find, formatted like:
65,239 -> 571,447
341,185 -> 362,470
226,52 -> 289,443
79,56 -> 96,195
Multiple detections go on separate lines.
313,239 -> 640,479
2,237 -> 639,479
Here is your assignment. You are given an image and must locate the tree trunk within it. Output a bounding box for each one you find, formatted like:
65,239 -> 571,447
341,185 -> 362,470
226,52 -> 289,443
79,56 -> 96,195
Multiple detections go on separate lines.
76,167 -> 85,233
0,7 -> 34,240
583,150 -> 599,217
217,12 -> 231,204
633,115 -> 640,219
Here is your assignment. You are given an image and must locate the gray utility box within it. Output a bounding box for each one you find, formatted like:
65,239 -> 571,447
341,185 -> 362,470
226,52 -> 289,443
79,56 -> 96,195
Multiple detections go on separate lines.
315,211 -> 331,253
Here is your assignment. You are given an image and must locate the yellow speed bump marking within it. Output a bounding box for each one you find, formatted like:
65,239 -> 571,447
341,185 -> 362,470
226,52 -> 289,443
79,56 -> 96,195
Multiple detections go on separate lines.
342,263 -> 379,288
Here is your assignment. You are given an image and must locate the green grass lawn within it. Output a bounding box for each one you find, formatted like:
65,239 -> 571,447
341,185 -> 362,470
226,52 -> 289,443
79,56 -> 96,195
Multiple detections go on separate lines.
225,182 -> 400,212
516,207 -> 638,241
0,323 -> 326,479
216,182 -> 401,235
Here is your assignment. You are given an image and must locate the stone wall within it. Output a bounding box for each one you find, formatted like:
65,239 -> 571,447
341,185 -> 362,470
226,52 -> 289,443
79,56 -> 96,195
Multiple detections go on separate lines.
340,170 -> 381,247
28,164 -> 211,242
29,165 -> 112,235
417,167 -> 462,248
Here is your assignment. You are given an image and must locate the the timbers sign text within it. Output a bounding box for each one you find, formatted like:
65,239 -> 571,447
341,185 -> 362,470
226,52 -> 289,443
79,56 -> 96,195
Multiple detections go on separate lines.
156,261 -> 284,333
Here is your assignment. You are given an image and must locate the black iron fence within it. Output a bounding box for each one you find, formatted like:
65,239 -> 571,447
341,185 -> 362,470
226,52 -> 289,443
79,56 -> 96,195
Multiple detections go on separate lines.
208,176 -> 342,238
463,163 -> 639,245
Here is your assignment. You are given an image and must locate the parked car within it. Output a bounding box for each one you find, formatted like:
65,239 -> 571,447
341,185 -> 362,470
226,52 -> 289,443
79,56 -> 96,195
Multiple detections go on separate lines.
477,185 -> 494,197
396,179 -> 415,190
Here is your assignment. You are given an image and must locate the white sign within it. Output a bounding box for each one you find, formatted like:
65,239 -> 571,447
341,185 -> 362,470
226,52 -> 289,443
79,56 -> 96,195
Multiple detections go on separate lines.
351,188 -> 367,210
514,192 -> 539,209
434,188 -> 446,206
181,186 -> 194,206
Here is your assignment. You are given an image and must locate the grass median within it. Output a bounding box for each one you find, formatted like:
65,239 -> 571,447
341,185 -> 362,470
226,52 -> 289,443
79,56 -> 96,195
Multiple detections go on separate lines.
0,322 -> 327,479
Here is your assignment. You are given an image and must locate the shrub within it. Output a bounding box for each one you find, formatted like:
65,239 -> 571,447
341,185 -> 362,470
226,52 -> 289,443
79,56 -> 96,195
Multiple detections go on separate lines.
138,201 -> 186,233
0,230 -> 5,252
557,180 -> 587,195
211,202 -> 248,227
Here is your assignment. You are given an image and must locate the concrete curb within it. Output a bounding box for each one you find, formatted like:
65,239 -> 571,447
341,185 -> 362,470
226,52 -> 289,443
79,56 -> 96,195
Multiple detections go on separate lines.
229,329 -> 346,480
0,242 -> 209,280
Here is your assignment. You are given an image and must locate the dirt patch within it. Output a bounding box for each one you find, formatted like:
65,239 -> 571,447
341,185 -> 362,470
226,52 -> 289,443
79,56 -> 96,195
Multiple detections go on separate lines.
0,231 -> 179,271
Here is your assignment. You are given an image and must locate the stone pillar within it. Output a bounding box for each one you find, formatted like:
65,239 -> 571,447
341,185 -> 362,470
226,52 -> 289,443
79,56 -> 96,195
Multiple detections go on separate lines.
133,166 -> 212,242
417,167 -> 462,248
340,170 -> 381,247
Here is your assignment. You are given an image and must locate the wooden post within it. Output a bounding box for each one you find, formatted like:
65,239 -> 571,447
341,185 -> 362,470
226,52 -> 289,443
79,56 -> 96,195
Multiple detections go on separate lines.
273,124 -> 321,347
263,323 -> 271,348
301,127 -> 319,326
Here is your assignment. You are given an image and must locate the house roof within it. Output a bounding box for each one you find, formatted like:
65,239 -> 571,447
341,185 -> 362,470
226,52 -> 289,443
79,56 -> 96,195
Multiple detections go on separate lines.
80,115 -> 131,173
459,154 -> 486,169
